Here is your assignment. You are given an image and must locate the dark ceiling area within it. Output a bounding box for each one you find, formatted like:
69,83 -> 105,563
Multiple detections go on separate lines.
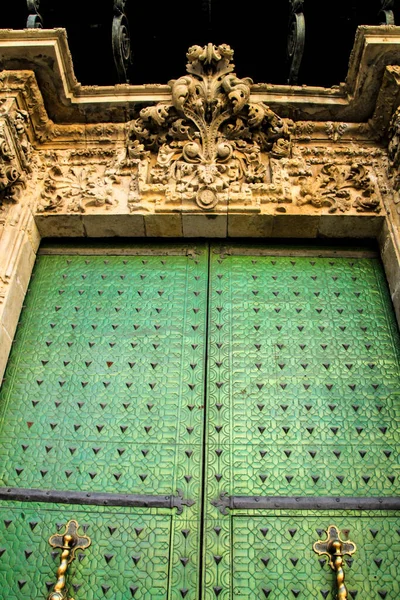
1,0 -> 400,88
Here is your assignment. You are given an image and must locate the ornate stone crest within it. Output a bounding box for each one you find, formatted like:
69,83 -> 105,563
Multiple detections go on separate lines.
128,43 -> 293,211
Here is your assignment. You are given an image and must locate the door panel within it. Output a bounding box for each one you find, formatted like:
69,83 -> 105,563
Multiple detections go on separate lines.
0,243 -> 400,599
204,245 -> 400,599
206,246 -> 400,500
0,245 -> 208,599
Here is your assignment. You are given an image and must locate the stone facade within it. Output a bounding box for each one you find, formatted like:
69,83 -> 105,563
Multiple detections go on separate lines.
2,26 -> 400,381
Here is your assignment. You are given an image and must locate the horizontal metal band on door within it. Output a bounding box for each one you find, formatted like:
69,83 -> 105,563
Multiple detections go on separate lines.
212,493 -> 400,514
0,487 -> 195,514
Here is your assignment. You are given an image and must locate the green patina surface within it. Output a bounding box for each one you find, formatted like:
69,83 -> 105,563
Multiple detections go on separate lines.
0,250 -> 208,502
206,249 -> 400,501
0,245 -> 399,599
231,515 -> 400,599
203,247 -> 400,599
0,246 -> 208,599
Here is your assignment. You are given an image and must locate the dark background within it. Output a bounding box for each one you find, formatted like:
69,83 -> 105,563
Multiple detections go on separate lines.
1,0 -> 400,87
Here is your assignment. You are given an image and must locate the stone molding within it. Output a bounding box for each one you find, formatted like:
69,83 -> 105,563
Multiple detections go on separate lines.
1,27 -> 400,127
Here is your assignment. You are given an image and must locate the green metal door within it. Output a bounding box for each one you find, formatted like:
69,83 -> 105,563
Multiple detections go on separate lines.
0,243 -> 399,599
0,244 -> 209,599
204,245 -> 400,600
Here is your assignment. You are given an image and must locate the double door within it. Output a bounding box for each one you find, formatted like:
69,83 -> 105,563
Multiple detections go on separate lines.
0,242 -> 399,599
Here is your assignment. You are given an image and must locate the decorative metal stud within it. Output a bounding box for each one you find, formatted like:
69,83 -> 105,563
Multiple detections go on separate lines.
313,525 -> 356,600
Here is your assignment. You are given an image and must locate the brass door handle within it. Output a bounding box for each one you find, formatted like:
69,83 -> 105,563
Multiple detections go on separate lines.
313,525 -> 356,600
47,520 -> 91,600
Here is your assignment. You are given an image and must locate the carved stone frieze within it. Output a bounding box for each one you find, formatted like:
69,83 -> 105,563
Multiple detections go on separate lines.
68,149 -> 117,165
0,41 -> 387,221
388,106 -> 400,170
0,125 -> 19,204
35,141 -> 383,216
293,122 -> 373,143
298,145 -> 386,165
126,43 -> 293,211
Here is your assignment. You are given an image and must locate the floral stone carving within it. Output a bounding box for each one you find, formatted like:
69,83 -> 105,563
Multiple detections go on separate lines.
39,165 -> 118,213
127,43 -> 293,211
295,163 -> 381,213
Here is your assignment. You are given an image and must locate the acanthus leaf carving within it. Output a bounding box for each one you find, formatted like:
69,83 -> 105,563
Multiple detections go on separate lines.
296,163 -> 381,213
127,43 -> 293,211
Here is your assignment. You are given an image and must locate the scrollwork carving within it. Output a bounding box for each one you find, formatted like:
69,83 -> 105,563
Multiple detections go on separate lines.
326,122 -> 348,142
13,110 -> 32,166
127,43 -> 293,211
387,106 -> 400,214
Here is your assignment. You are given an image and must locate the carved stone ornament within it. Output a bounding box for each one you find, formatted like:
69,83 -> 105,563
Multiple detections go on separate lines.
387,106 -> 400,214
127,43 -> 294,211
295,163 -> 381,213
0,110 -> 32,209
39,165 -> 118,213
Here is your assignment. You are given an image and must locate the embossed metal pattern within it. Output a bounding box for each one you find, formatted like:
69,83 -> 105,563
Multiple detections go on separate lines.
0,246 -> 208,600
1,244 -> 400,600
203,246 -> 400,599
0,502 -> 174,599
232,516 -> 400,599
0,250 -> 207,503
206,250 -> 400,501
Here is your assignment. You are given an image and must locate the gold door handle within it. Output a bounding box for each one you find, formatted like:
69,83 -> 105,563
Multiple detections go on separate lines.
313,525 -> 356,600
47,520 -> 91,600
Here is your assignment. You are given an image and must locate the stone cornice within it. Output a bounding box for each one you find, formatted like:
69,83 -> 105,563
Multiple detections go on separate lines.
1,27 -> 400,131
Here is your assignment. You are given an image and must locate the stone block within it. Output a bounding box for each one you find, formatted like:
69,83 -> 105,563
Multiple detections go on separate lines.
182,214 -> 227,238
35,214 -> 85,237
13,236 -> 37,292
0,325 -> 12,387
379,221 -> 400,300
271,215 -> 320,238
145,214 -> 183,237
81,214 -> 145,237
391,284 -> 400,329
228,214 -> 273,237
318,215 -> 384,238
26,212 -> 42,253
0,276 -> 25,342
